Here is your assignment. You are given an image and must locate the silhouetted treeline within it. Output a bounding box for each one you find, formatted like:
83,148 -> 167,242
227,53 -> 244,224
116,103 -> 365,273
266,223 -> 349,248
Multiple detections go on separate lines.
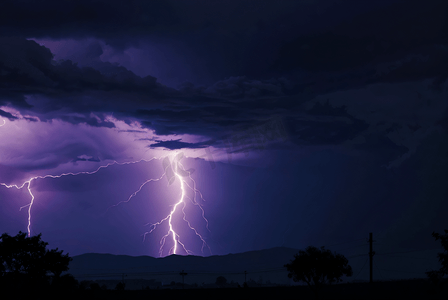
426,229 -> 448,287
0,231 -> 72,295
2,230 -> 448,299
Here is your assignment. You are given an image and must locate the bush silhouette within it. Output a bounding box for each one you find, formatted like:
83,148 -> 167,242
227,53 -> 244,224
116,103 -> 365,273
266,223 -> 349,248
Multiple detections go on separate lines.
115,282 -> 125,290
90,282 -> 101,291
0,231 -> 72,290
51,274 -> 79,291
426,229 -> 448,286
216,275 -> 227,287
285,246 -> 352,299
79,280 -> 91,290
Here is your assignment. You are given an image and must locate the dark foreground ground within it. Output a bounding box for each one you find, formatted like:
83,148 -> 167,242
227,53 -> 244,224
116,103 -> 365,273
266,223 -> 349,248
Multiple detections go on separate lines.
7,279 -> 448,299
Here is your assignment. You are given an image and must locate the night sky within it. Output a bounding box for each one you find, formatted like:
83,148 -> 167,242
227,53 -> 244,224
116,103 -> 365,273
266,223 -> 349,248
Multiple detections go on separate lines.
0,0 -> 447,278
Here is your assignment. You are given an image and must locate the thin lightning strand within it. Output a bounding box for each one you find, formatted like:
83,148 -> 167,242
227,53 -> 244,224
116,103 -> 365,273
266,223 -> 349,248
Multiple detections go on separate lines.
181,199 -> 211,254
25,180 -> 34,235
1,154 -> 212,257
176,161 -> 211,247
0,120 -> 5,127
0,158 -> 160,237
179,163 -> 211,233
134,157 -> 211,257
105,173 -> 166,212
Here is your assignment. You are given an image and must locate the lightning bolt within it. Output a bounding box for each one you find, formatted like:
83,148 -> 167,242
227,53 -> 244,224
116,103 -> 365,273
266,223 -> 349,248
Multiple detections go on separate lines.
0,158 -> 159,237
1,179 -> 35,236
0,120 -> 5,127
111,153 -> 212,257
1,154 -> 212,257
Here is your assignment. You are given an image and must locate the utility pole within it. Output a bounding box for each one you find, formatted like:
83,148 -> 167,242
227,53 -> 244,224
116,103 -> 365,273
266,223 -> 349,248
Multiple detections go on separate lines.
179,270 -> 187,289
244,270 -> 247,284
368,232 -> 375,283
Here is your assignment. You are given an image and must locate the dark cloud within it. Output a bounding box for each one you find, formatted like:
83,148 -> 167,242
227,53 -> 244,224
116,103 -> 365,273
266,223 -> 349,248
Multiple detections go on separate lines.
119,130 -> 148,133
306,99 -> 351,118
0,33 -> 443,170
0,38 -> 163,100
72,155 -> 101,163
149,139 -> 210,150
0,1 -> 446,170
0,109 -> 17,120
201,76 -> 290,98
436,107 -> 448,133
354,134 -> 410,162
286,117 -> 369,146
0,0 -> 447,267
274,1 -> 447,70
0,1 -> 178,44
367,46 -> 448,86
0,0 -> 411,84
59,115 -> 115,128
23,117 -> 38,122
272,32 -> 377,72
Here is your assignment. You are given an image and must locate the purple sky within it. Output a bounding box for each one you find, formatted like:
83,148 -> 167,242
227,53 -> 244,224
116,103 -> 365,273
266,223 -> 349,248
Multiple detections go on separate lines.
0,0 -> 448,279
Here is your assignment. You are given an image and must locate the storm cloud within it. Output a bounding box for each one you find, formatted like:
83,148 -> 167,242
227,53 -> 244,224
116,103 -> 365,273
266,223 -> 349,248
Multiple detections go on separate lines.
0,1 -> 447,276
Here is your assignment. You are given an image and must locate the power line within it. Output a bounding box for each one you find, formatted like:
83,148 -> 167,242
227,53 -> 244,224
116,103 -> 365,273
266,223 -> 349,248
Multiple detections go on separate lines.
373,260 -> 385,281
378,268 -> 424,275
326,238 -> 366,248
347,254 -> 368,259
335,243 -> 369,252
353,258 -> 369,281
70,267 -> 290,279
376,249 -> 436,256
371,241 -> 440,252
377,254 -> 436,261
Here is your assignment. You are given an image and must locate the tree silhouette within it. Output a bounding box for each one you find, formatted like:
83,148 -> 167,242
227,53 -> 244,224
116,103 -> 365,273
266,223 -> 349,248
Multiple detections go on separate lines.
51,274 -> 79,292
79,280 -> 91,290
426,230 -> 448,285
89,282 -> 101,291
115,282 -> 125,290
285,246 -> 352,299
0,231 -> 72,290
216,275 -> 227,287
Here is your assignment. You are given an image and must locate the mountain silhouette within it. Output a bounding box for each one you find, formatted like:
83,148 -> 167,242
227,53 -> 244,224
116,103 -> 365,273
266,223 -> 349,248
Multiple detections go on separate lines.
67,247 -> 300,287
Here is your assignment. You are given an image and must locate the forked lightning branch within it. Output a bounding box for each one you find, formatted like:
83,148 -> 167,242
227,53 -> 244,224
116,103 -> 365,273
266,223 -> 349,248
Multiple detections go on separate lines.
0,153 -> 212,257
